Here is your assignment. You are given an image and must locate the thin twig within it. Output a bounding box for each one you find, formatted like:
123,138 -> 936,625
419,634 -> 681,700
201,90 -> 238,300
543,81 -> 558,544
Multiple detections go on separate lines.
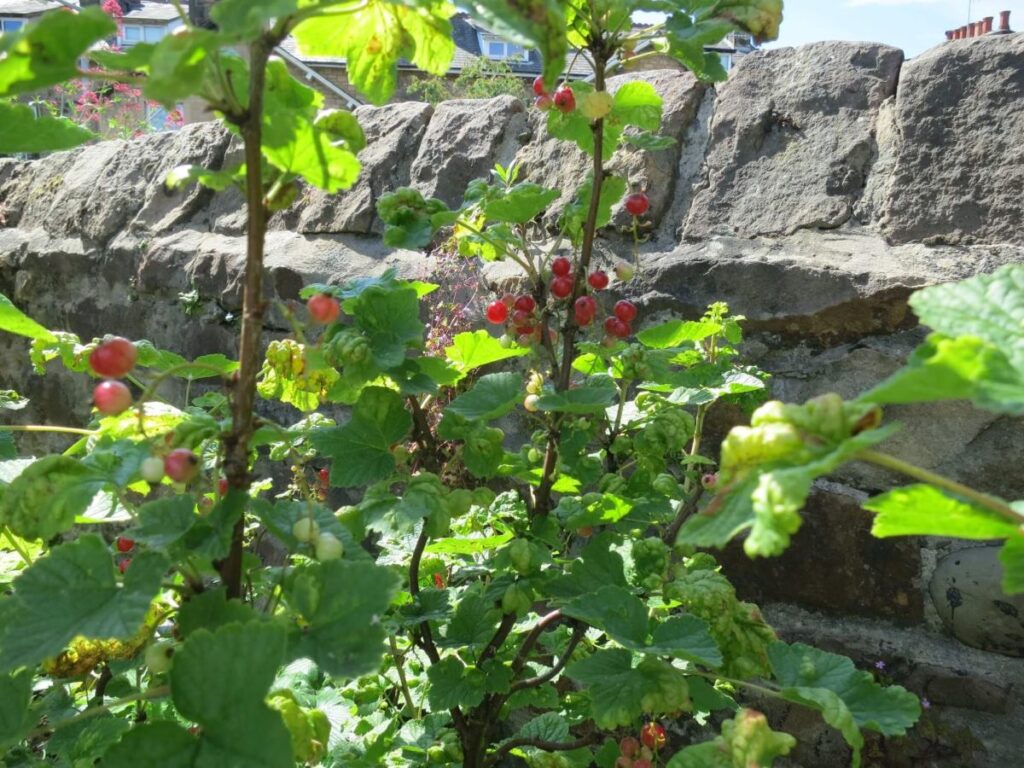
663,486 -> 705,545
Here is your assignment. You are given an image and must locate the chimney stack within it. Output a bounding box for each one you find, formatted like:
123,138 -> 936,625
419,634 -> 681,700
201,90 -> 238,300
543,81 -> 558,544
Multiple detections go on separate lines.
982,17 -> 994,34
945,30 -> 954,41
969,22 -> 979,37
997,10 -> 1012,33
960,25 -> 969,38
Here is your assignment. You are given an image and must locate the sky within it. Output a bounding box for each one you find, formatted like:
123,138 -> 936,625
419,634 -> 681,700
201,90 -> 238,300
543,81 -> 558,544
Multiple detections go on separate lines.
763,0 -> 1020,58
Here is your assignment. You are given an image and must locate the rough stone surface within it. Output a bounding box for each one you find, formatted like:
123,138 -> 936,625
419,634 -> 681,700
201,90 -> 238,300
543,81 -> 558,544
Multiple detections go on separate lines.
930,546 -> 1024,657
409,95 -> 529,207
682,42 -> 903,240
718,482 -> 924,622
2,36 -> 1024,766
274,101 -> 433,235
879,33 -> 1024,245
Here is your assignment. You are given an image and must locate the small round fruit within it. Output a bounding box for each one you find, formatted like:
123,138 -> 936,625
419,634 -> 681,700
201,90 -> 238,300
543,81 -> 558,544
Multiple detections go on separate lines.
633,760 -> 652,768
613,300 -> 638,323
604,317 -> 631,339
527,371 -> 545,395
579,90 -> 614,120
145,640 -> 175,674
625,192 -> 650,217
292,517 -> 320,543
578,525 -> 594,537
701,472 -> 719,491
89,337 -> 137,378
550,276 -> 573,299
524,394 -> 541,412
514,295 -> 537,313
140,456 -> 165,483
118,559 -> 130,574
512,309 -> 532,328
315,531 -> 344,561
553,85 -> 576,113
486,300 -> 509,324
318,467 -> 330,486
534,94 -> 553,111
532,75 -> 547,96
614,260 -> 636,282
93,380 -> 132,415
587,270 -> 609,290
501,293 -> 516,307
640,723 -> 666,750
163,448 -> 199,483
620,736 -> 640,758
115,536 -> 134,553
574,296 -> 597,326
499,334 -> 513,348
307,294 -> 340,324
551,257 -> 572,277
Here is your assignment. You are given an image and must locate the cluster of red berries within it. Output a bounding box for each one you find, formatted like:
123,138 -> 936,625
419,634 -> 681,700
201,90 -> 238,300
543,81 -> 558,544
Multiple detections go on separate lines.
307,293 -> 341,324
485,294 -> 546,346
90,337 -> 137,416
616,724 -> 666,768
532,76 -> 575,114
115,535 -> 134,573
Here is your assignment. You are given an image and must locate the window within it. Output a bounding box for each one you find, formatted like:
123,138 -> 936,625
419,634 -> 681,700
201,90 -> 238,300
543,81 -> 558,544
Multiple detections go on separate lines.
1,18 -> 25,33
480,34 -> 528,61
143,26 -> 164,43
719,53 -> 733,71
120,24 -> 142,45
119,24 -> 166,47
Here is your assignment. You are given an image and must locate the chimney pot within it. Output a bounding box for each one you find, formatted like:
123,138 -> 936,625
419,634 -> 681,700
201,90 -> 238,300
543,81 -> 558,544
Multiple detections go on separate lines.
945,30 -> 954,41
983,17 -> 994,34
969,22 -> 979,37
960,25 -> 969,38
998,10 -> 1011,33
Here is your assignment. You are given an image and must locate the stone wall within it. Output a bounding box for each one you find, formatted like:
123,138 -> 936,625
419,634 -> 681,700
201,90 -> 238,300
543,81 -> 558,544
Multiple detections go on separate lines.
2,32 -> 1023,766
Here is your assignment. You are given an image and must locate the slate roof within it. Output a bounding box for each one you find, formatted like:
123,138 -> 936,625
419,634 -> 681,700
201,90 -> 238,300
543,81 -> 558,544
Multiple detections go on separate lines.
0,0 -> 64,16
0,0 -> 177,21
281,13 -> 593,79
122,1 -> 179,23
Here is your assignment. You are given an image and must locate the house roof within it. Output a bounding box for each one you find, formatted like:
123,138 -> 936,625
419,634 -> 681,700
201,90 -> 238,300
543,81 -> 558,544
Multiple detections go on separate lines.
121,2 -> 179,23
281,13 -> 593,79
0,0 -> 64,16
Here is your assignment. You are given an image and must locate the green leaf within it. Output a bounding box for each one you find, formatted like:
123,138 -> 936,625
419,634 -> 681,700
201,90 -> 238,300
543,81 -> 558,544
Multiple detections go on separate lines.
46,716 -> 131,767
0,101 -> 95,153
611,81 -> 662,133
312,387 -> 412,487
483,183 -> 559,223
169,622 -> 293,766
0,455 -> 105,541
567,649 -> 690,729
0,7 -> 116,97
439,592 -> 501,649
447,372 -> 523,421
177,588 -> 259,640
909,263 -> 1024,371
284,560 -> 400,677
638,320 -> 721,349
261,60 -> 361,192
426,531 -> 513,555
351,284 -> 424,368
210,0 -> 297,38
445,330 -> 529,375
294,0 -> 455,105
0,293 -> 56,343
143,28 -> 222,108
561,175 -> 627,243
860,334 -> 1024,416
99,721 -> 198,768
536,375 -> 617,413
769,642 -> 920,766
545,533 -> 628,599
866,485 -> 1019,540
0,669 -> 32,751
426,656 -> 487,710
1000,532 -> 1024,594
0,536 -> 167,672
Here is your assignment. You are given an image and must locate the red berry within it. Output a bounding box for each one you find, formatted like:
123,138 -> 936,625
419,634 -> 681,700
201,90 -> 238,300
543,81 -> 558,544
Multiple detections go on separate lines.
587,270 -> 609,290
433,572 -> 445,589
620,737 -> 640,758
551,257 -> 572,277
318,467 -> 330,486
604,317 -> 631,339
307,294 -> 340,324
115,536 -> 134,553
501,293 -> 516,307
511,309 -> 531,327
164,448 -> 199,483
553,85 -> 576,113
633,761 -> 652,768
640,723 -> 666,750
625,192 -> 650,217
89,337 -> 137,378
550,276 -> 573,299
574,296 -> 597,325
613,300 -> 638,323
532,75 -> 547,96
534,94 -> 553,111
218,477 -> 229,496
515,324 -> 535,337
578,525 -> 594,537
93,380 -> 132,415
513,295 -> 536,313
118,559 -> 130,574
701,472 -> 719,491
486,300 -> 509,324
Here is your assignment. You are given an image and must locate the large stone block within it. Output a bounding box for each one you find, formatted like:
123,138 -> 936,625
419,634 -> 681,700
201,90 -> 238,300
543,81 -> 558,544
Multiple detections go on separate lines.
682,42 -> 902,239
880,33 -> 1024,245
409,95 -> 529,207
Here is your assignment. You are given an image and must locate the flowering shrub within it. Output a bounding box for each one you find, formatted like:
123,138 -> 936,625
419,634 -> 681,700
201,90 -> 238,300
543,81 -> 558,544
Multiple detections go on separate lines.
1,1 -> 1021,767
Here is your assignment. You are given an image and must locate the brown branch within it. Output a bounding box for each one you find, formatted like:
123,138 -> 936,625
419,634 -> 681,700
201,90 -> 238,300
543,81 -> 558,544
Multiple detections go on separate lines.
663,486 -> 705,546
477,612 -> 517,666
407,396 -> 441,472
509,609 -> 565,678
509,623 -> 584,693
486,733 -> 600,767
